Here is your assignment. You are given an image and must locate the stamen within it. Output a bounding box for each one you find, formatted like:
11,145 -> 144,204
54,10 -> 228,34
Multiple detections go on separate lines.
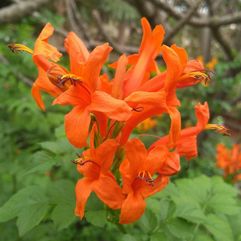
8,43 -> 33,55
60,74 -> 82,86
71,158 -> 100,167
137,171 -> 154,186
205,124 -> 231,135
132,106 -> 144,112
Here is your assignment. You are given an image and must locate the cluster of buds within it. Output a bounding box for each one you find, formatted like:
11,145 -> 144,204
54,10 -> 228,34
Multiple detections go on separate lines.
9,18 -> 228,224
216,144 -> 241,182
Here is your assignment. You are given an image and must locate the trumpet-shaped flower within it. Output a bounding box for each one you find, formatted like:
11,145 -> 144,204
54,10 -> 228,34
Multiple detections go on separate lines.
75,139 -> 123,219
119,139 -> 178,223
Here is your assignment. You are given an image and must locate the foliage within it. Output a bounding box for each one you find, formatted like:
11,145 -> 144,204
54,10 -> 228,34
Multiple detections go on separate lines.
0,10 -> 241,241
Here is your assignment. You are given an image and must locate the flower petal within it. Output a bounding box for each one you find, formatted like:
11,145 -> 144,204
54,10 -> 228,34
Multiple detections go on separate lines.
64,32 -> 89,75
93,173 -> 123,209
82,43 -> 112,91
34,23 -> 62,62
95,139 -> 118,171
65,106 -> 91,148
119,192 -> 146,224
53,85 -> 90,107
75,178 -> 93,219
125,139 -> 147,176
89,91 -> 132,121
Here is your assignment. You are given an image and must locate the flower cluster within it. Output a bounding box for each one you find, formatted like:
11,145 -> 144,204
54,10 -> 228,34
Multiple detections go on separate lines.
9,18 -> 227,224
216,144 -> 241,182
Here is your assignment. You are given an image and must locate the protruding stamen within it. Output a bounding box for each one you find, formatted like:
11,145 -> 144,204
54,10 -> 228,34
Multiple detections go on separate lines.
137,171 -> 154,186
8,43 -> 33,55
132,106 -> 144,112
71,158 -> 100,167
60,74 -> 82,86
206,124 -> 230,135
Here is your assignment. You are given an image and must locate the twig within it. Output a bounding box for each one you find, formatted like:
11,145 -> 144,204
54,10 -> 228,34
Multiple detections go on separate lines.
91,9 -> 138,54
151,0 -> 241,27
211,27 -> 234,61
164,0 -> 203,42
0,0 -> 52,24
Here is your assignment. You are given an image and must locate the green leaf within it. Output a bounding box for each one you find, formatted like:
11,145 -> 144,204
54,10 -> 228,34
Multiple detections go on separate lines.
150,232 -> 167,241
0,186 -> 39,222
85,210 -> 107,228
203,214 -> 234,241
174,198 -> 206,223
17,201 -> 49,236
48,180 -> 76,230
137,209 -> 158,233
167,218 -> 194,239
120,234 -> 138,241
51,204 -> 76,230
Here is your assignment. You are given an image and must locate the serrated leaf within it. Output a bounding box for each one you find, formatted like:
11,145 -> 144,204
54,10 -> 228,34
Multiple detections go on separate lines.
85,210 -> 107,227
167,218 -> 194,239
0,186 -> 38,222
203,214 -> 234,241
17,201 -> 49,236
137,209 -> 158,233
150,232 -> 167,241
51,204 -> 76,230
120,234 -> 138,241
48,180 -> 76,230
174,198 -> 206,223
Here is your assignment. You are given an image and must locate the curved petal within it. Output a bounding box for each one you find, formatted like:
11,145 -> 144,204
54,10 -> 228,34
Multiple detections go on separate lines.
125,91 -> 167,107
195,102 -> 210,131
31,67 -> 61,110
112,54 -> 128,99
34,23 -> 62,62
124,24 -> 164,96
53,85 -> 90,107
82,43 -> 112,91
75,178 -> 93,219
64,32 -> 89,75
120,106 -> 166,145
31,83 -> 45,111
93,173 -> 123,209
140,176 -> 169,198
89,91 -> 132,121
95,139 -> 118,171
65,106 -> 91,148
125,139 -> 147,176
161,45 -> 183,92
119,192 -> 146,224
167,107 -> 181,148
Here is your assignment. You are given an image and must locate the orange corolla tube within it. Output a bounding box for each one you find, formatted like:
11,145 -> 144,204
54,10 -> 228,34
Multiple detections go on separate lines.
216,144 -> 241,182
119,139 -> 177,224
150,102 -> 210,159
75,139 -> 124,219
123,18 -> 165,97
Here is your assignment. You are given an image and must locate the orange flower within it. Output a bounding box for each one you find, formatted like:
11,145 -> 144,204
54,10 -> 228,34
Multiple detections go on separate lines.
52,42 -> 131,147
75,139 -> 123,219
151,102 -> 228,160
216,144 -> 241,182
119,139 -> 177,224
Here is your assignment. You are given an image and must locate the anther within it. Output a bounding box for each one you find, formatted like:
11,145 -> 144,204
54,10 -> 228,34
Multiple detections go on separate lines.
8,43 -> 33,55
205,124 -> 231,136
132,106 -> 144,112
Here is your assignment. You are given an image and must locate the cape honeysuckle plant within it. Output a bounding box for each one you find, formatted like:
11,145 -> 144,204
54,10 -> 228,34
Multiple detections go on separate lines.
216,143 -> 241,182
7,18 -> 229,224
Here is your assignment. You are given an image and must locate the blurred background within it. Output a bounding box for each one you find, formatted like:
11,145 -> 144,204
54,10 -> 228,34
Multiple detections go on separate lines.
0,0 -> 241,240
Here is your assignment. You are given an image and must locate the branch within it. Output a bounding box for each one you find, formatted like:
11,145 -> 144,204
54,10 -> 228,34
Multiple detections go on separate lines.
164,0 -> 202,42
211,27 -> 234,61
91,9 -> 138,54
151,0 -> 241,27
0,0 -> 51,24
